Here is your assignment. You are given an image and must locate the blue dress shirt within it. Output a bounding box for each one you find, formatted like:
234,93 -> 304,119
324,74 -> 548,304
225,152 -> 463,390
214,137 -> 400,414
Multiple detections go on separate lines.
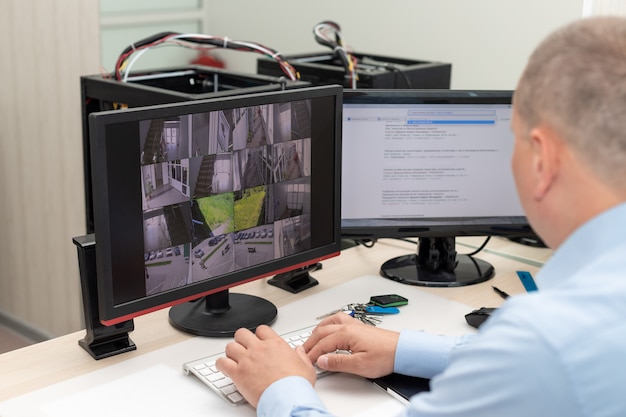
257,202 -> 626,417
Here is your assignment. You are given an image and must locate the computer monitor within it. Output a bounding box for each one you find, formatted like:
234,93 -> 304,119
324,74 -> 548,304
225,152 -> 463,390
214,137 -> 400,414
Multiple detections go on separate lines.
341,89 -> 533,287
86,85 -> 342,341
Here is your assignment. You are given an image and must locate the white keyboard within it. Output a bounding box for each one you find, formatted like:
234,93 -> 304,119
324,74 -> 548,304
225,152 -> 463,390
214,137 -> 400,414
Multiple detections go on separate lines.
183,324 -> 328,406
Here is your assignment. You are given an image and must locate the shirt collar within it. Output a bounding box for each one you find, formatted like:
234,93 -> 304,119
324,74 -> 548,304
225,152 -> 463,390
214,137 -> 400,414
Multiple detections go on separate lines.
536,202 -> 626,290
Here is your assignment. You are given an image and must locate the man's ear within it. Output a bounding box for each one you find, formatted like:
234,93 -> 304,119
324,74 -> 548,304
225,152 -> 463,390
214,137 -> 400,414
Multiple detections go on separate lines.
529,125 -> 562,201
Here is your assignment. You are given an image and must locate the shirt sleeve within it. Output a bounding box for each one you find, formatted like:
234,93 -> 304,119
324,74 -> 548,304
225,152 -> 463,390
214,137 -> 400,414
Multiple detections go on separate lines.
257,376 -> 336,417
395,302 -> 579,417
394,330 -> 476,378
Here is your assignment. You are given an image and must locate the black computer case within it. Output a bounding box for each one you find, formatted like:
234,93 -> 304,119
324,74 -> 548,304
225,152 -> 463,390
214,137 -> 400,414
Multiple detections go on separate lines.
258,52 -> 451,89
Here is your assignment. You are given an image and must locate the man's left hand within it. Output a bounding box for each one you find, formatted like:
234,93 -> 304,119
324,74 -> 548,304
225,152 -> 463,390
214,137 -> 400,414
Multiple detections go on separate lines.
216,325 -> 317,408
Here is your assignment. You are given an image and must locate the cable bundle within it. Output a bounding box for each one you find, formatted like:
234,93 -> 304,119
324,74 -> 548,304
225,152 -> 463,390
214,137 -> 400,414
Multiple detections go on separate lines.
114,32 -> 299,82
313,21 -> 358,89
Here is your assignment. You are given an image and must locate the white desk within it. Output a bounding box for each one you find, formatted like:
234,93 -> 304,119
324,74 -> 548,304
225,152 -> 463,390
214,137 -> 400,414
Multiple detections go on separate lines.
0,238 -> 550,416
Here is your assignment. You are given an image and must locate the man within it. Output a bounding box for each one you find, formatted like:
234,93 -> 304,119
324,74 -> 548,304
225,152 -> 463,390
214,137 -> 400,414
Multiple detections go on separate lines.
216,16 -> 626,416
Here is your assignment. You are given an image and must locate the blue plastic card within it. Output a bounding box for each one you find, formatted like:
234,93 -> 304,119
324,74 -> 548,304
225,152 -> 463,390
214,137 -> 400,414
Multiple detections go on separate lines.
516,270 -> 538,292
365,306 -> 400,314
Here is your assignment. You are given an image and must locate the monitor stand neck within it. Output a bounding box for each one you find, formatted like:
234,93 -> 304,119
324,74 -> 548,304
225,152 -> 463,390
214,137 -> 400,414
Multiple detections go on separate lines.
380,237 -> 494,287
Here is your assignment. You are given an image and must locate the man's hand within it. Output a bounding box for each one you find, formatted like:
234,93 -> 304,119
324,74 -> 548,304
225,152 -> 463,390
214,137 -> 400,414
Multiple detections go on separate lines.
215,325 -> 317,408
303,313 -> 400,378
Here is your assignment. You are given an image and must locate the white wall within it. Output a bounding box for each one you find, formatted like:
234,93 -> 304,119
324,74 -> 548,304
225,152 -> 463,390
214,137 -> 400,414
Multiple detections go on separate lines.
206,0 -> 583,89
99,0 -> 209,73
584,0 -> 626,16
0,1 -> 100,338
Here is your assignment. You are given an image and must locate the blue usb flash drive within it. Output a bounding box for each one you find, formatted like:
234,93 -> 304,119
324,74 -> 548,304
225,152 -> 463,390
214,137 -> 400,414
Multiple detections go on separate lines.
516,270 -> 538,292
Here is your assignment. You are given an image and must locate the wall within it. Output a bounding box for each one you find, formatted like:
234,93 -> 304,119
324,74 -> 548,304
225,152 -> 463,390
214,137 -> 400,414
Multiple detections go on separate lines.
0,1 -> 100,338
99,0 -> 209,73
584,0 -> 626,15
206,0 -> 583,90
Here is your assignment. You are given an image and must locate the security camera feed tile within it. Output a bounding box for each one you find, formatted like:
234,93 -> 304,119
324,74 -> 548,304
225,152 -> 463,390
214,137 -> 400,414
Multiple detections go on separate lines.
139,101 -> 313,296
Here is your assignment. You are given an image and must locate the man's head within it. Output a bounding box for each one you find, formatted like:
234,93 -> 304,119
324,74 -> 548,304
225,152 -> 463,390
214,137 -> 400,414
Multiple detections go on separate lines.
512,16 -> 626,248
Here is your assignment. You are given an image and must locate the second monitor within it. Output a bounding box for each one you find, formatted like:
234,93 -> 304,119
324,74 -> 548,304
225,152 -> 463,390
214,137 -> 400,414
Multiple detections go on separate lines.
341,89 -> 533,287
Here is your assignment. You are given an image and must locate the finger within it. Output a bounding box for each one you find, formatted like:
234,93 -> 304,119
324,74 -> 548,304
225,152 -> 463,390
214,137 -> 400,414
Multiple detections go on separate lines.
303,323 -> 341,352
295,346 -> 317,386
224,340 -> 247,362
316,351 -> 352,373
295,345 -> 313,367
306,331 -> 353,363
319,312 -> 362,327
215,355 -> 236,377
233,327 -> 256,347
254,324 -> 279,340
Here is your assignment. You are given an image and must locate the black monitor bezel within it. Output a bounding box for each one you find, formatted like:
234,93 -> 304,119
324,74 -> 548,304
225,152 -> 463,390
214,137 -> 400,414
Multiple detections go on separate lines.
89,85 -> 343,325
340,89 -> 534,240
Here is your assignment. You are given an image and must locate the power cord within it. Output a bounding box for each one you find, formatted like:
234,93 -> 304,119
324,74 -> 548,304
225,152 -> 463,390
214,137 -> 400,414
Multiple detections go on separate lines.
313,21 -> 358,89
113,32 -> 299,83
351,236 -> 492,257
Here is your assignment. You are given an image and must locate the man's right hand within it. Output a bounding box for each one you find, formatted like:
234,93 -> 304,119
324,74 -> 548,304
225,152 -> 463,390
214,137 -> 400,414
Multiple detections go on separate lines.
303,313 -> 400,379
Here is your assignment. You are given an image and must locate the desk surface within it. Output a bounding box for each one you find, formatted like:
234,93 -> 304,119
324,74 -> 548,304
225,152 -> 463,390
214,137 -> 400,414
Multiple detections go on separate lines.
0,237 -> 550,412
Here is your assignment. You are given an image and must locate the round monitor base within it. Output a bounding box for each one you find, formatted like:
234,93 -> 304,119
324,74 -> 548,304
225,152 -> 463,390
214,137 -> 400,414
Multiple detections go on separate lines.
380,254 -> 494,287
169,292 -> 277,337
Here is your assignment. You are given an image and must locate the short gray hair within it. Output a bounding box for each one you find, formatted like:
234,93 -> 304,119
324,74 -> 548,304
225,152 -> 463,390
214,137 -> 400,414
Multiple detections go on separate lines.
515,16 -> 626,188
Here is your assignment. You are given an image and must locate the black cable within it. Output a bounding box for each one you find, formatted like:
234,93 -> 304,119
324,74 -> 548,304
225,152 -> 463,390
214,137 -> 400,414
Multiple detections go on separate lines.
354,236 -> 491,257
313,20 -> 343,49
464,236 -> 491,256
353,238 -> 378,248
395,237 -> 418,245
389,65 -> 413,89
390,236 -> 491,257
359,56 -> 412,88
313,21 -> 357,87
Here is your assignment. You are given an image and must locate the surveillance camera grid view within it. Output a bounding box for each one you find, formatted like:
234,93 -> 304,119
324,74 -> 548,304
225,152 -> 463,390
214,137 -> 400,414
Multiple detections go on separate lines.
138,100 -> 313,296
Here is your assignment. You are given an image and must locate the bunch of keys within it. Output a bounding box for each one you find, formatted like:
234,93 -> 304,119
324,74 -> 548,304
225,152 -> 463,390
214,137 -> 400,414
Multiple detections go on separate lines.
316,303 -> 400,326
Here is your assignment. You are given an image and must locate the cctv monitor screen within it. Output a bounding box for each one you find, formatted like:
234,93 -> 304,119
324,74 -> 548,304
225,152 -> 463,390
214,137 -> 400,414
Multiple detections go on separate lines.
341,89 -> 531,286
88,85 -> 342,336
